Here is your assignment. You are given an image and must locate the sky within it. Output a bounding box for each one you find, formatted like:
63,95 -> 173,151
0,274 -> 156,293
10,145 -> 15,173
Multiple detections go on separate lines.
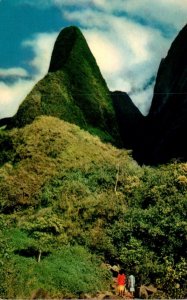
0,0 -> 187,118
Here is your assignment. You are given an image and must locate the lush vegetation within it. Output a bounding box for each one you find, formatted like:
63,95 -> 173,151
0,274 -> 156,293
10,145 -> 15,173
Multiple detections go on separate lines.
8,27 -> 120,146
0,116 -> 186,298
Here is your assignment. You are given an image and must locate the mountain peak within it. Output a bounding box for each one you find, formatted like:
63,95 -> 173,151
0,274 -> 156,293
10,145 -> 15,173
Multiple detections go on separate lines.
5,26 -> 120,145
48,26 -> 84,72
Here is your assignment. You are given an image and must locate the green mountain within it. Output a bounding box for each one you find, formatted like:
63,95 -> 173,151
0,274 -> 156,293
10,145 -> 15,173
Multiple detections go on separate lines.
0,26 -> 186,299
7,26 -> 120,145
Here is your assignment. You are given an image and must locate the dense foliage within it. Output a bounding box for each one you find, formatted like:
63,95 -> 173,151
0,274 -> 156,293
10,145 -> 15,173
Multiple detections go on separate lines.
7,27 -> 120,146
0,116 -> 186,298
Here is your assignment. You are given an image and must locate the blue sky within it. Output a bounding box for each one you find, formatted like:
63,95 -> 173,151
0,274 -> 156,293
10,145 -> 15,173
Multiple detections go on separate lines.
0,0 -> 187,118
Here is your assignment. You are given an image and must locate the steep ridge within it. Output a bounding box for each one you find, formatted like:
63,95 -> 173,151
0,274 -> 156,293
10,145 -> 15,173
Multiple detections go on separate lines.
6,26 -> 120,145
143,24 -> 187,164
111,91 -> 145,150
110,24 -> 187,165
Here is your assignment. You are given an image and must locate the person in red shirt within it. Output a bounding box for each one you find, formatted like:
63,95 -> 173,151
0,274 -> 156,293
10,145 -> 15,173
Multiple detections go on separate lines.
117,269 -> 126,297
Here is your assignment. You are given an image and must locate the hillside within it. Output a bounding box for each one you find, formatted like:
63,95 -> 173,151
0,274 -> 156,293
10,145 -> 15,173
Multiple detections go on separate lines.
0,116 -> 187,298
6,26 -> 120,145
0,115 -> 137,211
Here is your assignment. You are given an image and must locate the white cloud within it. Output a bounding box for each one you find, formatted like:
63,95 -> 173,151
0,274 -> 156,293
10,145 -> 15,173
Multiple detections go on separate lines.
130,84 -> 155,116
119,0 -> 187,30
23,32 -> 58,78
0,80 -> 35,119
0,32 -> 57,118
85,30 -> 124,74
91,0 -> 187,29
0,67 -> 28,78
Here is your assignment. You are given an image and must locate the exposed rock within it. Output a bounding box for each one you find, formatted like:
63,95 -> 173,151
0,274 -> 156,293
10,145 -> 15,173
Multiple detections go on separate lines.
138,284 -> 157,299
31,288 -> 49,299
96,291 -> 114,299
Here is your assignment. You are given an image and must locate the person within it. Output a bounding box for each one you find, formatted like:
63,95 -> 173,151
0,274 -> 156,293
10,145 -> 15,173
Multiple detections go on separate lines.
128,274 -> 135,298
117,269 -> 126,297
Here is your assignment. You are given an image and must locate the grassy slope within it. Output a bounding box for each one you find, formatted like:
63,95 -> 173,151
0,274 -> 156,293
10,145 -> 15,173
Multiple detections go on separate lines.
1,116 -> 135,210
0,116 -> 187,298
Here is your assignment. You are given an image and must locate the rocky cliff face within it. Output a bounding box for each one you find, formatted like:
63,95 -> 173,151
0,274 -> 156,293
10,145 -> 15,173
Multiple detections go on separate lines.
142,24 -> 187,164
6,26 -> 120,145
